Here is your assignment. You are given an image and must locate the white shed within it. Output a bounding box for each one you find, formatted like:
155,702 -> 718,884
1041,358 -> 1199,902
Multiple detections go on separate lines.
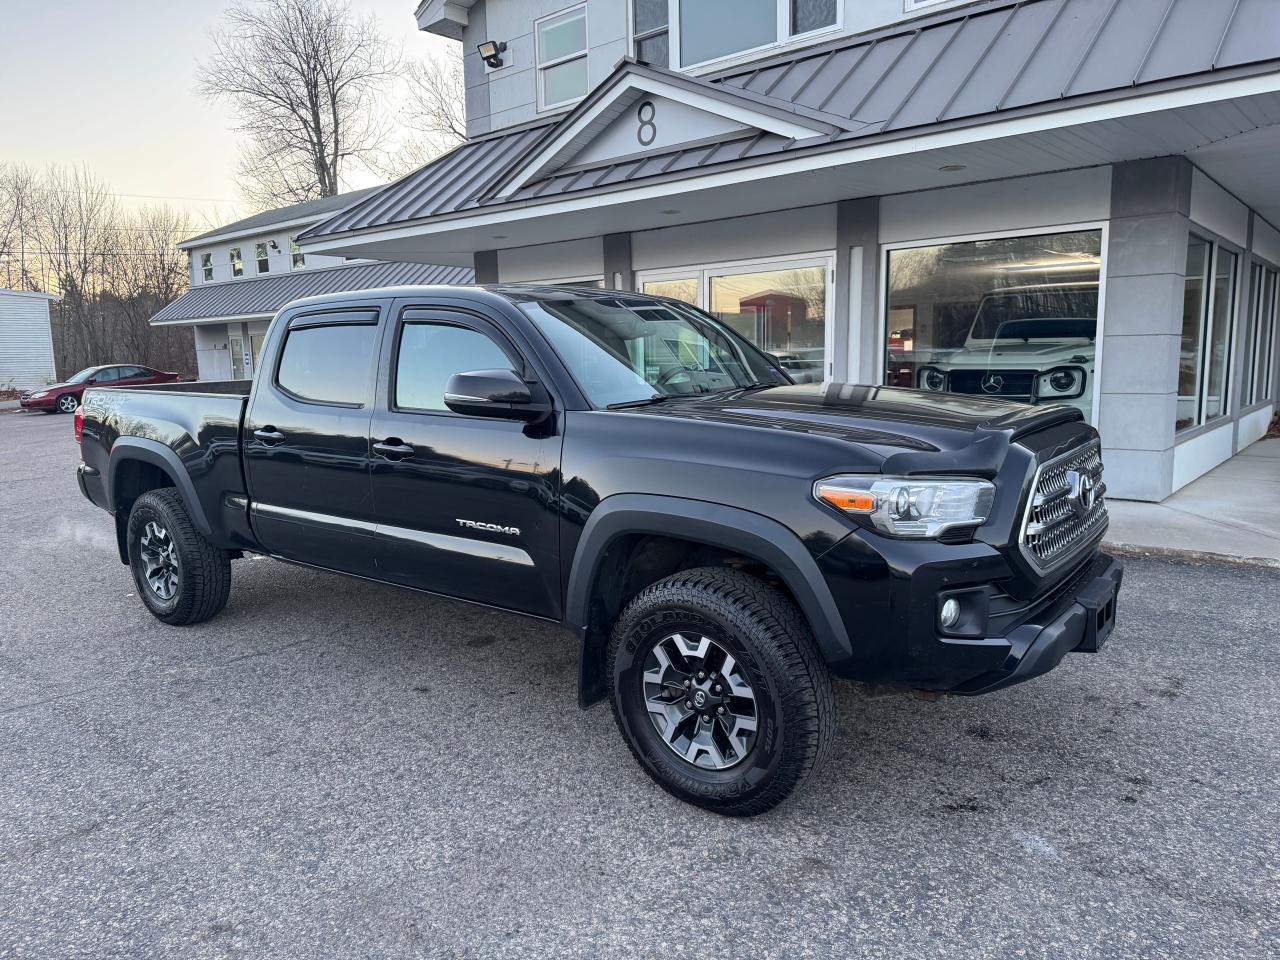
0,289 -> 59,391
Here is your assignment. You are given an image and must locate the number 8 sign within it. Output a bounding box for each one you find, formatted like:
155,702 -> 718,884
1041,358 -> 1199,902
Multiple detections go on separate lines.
636,100 -> 657,146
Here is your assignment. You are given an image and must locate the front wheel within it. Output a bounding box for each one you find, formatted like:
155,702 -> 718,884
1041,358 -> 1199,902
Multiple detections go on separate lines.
608,567 -> 836,816
127,489 -> 231,625
56,394 -> 79,414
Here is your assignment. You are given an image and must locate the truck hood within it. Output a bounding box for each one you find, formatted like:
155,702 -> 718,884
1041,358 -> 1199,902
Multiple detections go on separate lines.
624,383 -> 1080,457
939,340 -> 1094,368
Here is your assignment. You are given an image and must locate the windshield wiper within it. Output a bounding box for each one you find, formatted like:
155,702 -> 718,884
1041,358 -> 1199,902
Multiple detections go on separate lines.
606,394 -> 672,410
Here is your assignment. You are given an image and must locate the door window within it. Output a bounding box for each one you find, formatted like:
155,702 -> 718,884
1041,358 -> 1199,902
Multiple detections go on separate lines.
230,336 -> 246,380
395,321 -> 515,412
95,367 -> 122,383
276,321 -> 377,405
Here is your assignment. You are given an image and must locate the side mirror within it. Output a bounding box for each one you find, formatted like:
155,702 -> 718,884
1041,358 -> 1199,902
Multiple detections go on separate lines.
85,378 -> 98,385
444,368 -> 549,422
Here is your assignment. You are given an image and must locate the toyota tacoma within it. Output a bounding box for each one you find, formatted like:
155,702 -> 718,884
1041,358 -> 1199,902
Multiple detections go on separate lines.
75,285 -> 1122,815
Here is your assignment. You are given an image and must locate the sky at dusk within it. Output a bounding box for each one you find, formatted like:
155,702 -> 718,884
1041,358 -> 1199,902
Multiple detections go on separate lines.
0,0 -> 453,228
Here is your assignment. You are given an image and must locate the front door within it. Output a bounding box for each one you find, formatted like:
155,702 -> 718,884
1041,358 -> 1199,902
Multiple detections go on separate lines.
243,304 -> 384,577
367,306 -> 562,618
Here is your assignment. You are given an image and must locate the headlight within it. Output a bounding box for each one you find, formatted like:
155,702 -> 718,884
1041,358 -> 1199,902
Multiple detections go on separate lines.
815,475 -> 995,538
1036,366 -> 1086,399
918,367 -> 947,391
29,391 -> 49,399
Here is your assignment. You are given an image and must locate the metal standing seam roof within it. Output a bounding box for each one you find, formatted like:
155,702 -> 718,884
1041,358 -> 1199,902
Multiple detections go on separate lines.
150,260 -> 474,324
177,186 -> 384,248
300,0 -> 1280,244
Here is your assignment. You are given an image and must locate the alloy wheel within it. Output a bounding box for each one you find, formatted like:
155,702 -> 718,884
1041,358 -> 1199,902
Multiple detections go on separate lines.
642,632 -> 759,770
58,395 -> 78,413
139,520 -> 180,601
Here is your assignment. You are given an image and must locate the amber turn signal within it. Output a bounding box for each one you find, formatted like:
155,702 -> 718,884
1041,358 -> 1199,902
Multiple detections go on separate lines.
816,486 -> 876,513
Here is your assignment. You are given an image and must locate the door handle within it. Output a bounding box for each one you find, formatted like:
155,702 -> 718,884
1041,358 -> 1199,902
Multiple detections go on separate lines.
372,439 -> 415,459
253,427 -> 285,444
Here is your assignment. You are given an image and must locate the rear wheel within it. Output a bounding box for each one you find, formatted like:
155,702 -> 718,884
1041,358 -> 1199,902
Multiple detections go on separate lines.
127,489 -> 231,625
56,394 -> 78,414
608,567 -> 836,816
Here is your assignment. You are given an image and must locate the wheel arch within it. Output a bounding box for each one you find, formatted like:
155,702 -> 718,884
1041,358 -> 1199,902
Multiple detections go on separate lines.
567,494 -> 851,708
108,438 -> 213,563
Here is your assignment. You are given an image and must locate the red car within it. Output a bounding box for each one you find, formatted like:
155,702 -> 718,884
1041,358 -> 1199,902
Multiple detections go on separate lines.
19,364 -> 183,414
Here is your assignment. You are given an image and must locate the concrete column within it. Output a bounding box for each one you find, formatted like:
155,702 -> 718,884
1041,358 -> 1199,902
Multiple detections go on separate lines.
1098,158 -> 1193,502
833,197 -> 879,383
603,233 -> 634,291
474,250 -> 499,284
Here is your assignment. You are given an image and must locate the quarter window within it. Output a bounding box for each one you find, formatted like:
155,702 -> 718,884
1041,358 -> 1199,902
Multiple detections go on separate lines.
1177,235 -> 1238,431
255,242 -> 270,274
276,320 -> 377,406
200,252 -> 213,282
229,247 -> 243,278
883,230 -> 1103,422
395,321 -> 514,412
536,6 -> 589,110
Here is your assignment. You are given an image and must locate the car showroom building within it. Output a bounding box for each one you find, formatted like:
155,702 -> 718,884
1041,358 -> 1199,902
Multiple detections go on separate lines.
296,0 -> 1280,502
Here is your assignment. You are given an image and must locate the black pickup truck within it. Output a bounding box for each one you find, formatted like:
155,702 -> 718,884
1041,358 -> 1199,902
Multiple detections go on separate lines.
76,284 -> 1122,815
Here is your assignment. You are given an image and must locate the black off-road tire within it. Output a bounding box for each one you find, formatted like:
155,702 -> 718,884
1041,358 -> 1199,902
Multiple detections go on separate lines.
127,489 -> 231,625
608,566 -> 836,816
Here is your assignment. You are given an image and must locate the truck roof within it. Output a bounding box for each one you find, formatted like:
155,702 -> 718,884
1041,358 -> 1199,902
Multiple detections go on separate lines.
279,283 -> 685,313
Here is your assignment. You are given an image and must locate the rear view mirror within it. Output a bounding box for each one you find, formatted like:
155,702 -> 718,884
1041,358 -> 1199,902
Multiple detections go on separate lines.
444,369 -> 549,422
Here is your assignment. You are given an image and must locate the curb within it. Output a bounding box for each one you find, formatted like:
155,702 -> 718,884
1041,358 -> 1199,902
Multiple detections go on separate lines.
1104,540 -> 1280,571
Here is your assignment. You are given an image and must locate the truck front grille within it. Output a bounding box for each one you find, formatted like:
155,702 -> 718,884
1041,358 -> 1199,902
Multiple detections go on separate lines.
948,369 -> 1036,401
1019,438 -> 1107,572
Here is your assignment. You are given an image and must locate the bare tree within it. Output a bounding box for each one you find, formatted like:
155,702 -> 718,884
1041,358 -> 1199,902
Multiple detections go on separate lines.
197,0 -> 398,209
0,164 -> 39,290
370,54 -> 468,180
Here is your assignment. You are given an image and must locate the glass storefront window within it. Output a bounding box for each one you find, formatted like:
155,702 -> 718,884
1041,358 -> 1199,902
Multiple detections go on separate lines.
640,260 -> 830,383
884,230 -> 1103,421
708,265 -> 828,383
1178,235 -> 1239,431
1242,263 -> 1278,406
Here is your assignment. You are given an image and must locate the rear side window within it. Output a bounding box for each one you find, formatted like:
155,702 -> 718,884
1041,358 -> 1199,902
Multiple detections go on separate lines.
95,367 -> 121,382
276,322 -> 377,406
395,321 -> 514,412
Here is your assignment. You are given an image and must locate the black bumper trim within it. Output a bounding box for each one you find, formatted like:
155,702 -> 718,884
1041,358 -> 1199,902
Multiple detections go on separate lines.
950,554 -> 1123,695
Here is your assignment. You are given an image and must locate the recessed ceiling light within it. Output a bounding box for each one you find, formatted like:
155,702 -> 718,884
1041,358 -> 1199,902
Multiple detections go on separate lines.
938,164 -> 967,172
660,209 -> 680,215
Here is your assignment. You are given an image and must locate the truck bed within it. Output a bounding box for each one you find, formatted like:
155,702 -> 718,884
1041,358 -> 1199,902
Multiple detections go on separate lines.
112,379 -> 253,397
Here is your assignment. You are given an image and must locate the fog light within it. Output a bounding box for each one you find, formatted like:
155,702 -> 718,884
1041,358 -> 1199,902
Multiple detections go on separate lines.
940,598 -> 960,629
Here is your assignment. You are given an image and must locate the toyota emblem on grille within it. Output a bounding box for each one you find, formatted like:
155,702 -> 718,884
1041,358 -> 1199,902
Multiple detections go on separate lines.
1066,470 -> 1095,519
980,373 -> 1004,394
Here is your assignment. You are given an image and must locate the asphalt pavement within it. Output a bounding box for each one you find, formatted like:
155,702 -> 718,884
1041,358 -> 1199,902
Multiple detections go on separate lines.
1,409 -> 1276,959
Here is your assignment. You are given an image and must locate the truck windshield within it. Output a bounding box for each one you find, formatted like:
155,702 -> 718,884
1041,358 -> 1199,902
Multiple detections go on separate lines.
519,296 -> 789,407
970,288 -> 1098,341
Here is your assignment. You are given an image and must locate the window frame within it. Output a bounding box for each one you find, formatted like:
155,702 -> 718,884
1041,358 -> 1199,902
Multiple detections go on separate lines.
876,221 -> 1110,427
904,0 -> 966,13
667,0 -> 843,72
636,250 -> 837,381
290,239 -> 305,270
1177,231 -> 1242,435
229,247 -> 243,278
255,242 -> 270,274
1242,257 -> 1279,408
200,252 -> 213,283
535,4 -> 590,113
628,0 -> 669,64
272,309 -> 381,409
387,308 -> 527,417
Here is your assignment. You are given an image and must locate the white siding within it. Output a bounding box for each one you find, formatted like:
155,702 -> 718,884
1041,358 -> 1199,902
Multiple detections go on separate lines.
193,324 -> 232,381
188,228 -> 348,286
0,291 -> 58,390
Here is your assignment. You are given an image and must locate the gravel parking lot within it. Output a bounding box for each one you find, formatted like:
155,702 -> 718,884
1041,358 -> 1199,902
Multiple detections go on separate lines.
1,409 -> 1277,959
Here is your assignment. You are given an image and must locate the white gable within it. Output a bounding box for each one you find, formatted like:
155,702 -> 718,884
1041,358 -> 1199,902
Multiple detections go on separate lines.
570,96 -> 750,170
493,70 -> 835,199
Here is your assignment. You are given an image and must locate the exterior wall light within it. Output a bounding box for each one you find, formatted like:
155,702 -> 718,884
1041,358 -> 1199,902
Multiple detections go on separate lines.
478,40 -> 507,68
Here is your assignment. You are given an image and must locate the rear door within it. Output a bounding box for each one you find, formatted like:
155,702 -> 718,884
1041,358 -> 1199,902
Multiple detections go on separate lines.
243,302 -> 385,576
366,302 -> 563,618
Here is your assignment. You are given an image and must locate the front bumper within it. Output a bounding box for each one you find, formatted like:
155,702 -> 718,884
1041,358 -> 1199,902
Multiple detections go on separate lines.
19,394 -> 54,410
948,553 -> 1123,694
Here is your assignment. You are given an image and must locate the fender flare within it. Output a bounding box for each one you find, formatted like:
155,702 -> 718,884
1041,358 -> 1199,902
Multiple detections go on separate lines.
566,494 -> 852,707
107,437 -> 214,539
